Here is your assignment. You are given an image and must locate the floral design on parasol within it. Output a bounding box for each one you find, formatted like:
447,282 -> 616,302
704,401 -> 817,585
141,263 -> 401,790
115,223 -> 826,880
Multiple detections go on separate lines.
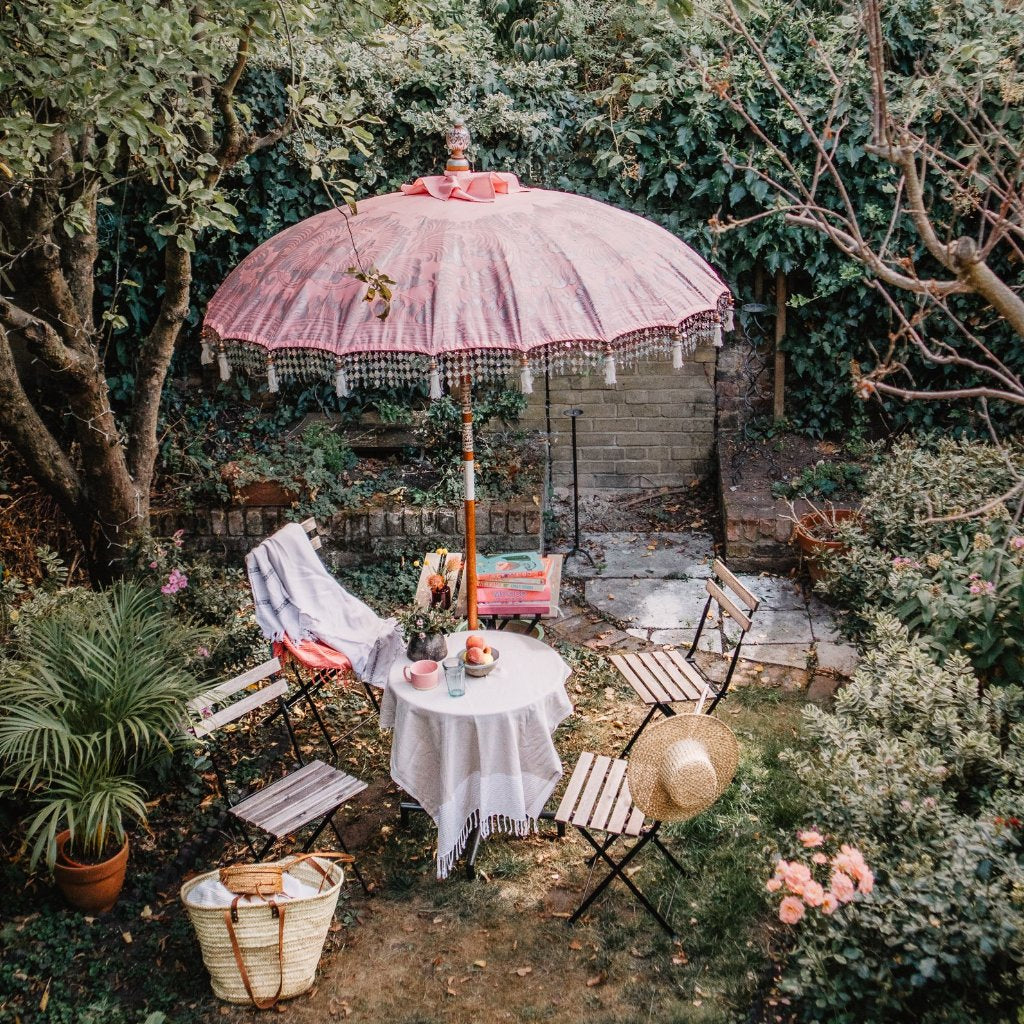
202,123 -> 733,628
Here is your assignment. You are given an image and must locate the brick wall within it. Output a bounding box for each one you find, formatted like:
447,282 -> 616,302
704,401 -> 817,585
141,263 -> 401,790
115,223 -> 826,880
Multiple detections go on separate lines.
152,497 -> 542,566
520,345 -> 717,492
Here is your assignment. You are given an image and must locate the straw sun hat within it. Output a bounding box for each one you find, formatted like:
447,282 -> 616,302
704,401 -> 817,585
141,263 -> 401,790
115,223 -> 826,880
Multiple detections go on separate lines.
626,714 -> 739,822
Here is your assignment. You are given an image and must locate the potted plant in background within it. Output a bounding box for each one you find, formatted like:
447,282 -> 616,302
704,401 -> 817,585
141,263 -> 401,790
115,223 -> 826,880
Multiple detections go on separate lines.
396,604 -> 462,663
0,581 -> 208,912
790,502 -> 864,582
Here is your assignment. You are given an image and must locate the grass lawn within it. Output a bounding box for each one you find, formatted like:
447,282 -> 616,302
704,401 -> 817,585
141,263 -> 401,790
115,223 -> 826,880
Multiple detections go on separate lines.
0,638 -> 813,1024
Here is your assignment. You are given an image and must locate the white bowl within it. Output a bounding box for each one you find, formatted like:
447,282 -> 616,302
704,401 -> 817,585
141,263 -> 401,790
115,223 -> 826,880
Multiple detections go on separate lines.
461,647 -> 499,677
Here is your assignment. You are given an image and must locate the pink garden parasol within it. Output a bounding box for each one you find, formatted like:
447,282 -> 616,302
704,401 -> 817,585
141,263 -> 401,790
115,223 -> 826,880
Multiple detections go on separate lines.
203,126 -> 733,627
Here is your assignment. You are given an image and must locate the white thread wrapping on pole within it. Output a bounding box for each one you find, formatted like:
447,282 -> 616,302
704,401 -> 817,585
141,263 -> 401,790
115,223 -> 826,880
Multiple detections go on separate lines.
604,352 -> 617,385
217,349 -> 231,381
334,363 -> 349,397
267,358 -> 279,393
429,361 -> 442,400
463,458 -> 475,500
713,321 -> 724,347
520,360 -> 534,394
200,340 -> 214,366
724,307 -> 735,332
672,338 -> 684,370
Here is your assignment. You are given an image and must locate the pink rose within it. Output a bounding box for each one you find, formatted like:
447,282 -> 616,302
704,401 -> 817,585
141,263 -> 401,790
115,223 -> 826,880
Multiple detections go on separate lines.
766,878 -> 782,893
801,880 -> 825,907
812,852 -> 828,865
832,844 -> 866,877
856,867 -> 875,895
830,870 -> 856,904
782,861 -> 812,893
821,891 -> 839,915
779,896 -> 805,925
798,829 -> 824,848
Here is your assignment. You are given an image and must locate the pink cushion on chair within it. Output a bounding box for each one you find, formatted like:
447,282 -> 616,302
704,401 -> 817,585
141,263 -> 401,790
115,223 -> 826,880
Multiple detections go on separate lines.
273,634 -> 354,674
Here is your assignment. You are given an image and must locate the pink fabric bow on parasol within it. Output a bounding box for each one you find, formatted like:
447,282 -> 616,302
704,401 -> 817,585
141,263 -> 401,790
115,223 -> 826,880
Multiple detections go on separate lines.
203,147 -> 732,627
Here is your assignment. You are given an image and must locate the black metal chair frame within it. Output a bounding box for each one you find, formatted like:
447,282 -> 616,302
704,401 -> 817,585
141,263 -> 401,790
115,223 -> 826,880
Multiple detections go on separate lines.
568,822 -> 686,936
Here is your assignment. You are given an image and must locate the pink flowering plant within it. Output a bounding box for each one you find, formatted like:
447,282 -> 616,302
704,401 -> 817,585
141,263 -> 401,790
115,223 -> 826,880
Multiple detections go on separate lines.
768,831 -> 874,927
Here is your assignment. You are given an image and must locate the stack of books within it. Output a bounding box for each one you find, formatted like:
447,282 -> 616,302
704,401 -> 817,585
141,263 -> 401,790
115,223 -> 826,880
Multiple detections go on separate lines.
475,552 -> 554,617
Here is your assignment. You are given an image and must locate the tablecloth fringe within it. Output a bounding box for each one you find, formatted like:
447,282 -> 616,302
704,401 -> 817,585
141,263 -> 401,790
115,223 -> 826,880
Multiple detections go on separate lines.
438,811 -> 536,879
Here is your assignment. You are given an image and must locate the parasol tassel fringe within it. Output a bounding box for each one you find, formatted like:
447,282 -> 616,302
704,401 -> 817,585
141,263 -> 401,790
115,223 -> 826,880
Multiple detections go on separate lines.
217,349 -> 231,382
520,361 -> 534,395
429,361 -> 442,400
604,352 -> 617,386
334,364 -> 349,398
725,307 -> 735,332
672,338 -> 684,370
200,339 -> 214,366
267,358 -> 279,394
713,320 -> 724,347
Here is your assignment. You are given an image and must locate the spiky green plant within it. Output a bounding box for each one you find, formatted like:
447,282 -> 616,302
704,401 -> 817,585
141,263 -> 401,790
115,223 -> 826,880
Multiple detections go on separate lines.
0,581 -> 209,867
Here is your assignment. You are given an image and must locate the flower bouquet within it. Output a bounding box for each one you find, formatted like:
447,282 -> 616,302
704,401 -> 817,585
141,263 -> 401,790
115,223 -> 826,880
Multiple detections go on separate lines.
396,603 -> 462,662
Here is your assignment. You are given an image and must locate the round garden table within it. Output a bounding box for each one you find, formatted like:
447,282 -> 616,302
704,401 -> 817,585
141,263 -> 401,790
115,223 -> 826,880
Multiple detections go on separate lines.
380,629 -> 573,878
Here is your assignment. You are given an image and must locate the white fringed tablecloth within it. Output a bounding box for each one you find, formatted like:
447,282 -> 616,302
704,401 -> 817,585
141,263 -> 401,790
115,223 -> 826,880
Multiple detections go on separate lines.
380,630 -> 573,878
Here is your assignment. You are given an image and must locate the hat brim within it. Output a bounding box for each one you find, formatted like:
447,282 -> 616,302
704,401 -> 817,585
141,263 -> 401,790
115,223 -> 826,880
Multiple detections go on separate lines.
626,714 -> 739,822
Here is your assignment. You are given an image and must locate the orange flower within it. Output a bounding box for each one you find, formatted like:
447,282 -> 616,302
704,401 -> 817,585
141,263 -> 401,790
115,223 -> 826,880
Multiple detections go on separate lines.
427,573 -> 445,591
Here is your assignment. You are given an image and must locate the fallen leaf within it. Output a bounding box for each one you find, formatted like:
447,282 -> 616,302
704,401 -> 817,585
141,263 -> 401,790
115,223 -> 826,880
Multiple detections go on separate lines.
432,916 -> 443,924
671,950 -> 689,966
121,931 -> 132,944
39,979 -> 50,1012
569,940 -> 583,951
514,966 -> 532,977
140,905 -> 153,919
473,960 -> 487,969
587,972 -> 607,987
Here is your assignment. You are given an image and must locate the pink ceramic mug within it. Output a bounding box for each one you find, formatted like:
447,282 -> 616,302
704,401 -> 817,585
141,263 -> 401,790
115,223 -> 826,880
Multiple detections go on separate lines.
404,659 -> 440,690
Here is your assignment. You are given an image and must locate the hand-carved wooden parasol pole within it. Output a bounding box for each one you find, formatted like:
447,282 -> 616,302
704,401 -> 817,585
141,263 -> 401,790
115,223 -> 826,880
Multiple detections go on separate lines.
460,372 -> 479,630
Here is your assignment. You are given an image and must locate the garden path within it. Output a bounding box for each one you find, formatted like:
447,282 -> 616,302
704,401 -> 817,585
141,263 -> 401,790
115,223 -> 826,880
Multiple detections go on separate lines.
548,530 -> 857,699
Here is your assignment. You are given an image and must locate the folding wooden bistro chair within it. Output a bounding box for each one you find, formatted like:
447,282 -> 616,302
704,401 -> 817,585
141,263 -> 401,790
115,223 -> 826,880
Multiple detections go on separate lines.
553,714 -> 739,936
186,657 -> 370,894
612,559 -> 760,754
251,518 -> 382,724
552,752 -> 686,936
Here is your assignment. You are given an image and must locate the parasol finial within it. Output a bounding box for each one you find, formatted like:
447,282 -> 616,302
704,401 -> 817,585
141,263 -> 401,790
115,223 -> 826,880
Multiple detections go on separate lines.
445,121 -> 471,173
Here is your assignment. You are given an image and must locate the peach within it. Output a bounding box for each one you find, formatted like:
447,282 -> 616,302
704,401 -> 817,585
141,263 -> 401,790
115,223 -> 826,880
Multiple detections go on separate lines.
465,635 -> 487,651
465,648 -> 486,664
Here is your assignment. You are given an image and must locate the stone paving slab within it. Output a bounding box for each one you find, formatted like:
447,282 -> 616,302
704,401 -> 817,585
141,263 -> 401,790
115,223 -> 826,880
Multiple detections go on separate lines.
745,608 -> 815,647
564,532 -> 714,580
586,578 -> 711,630
735,574 -> 806,611
739,643 -> 814,670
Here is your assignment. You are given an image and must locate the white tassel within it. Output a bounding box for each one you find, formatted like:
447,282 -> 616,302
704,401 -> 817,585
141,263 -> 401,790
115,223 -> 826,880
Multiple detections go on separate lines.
267,358 -> 279,393
713,321 -> 724,347
429,361 -> 442,400
520,360 -> 534,394
334,363 -> 349,398
604,352 -> 617,385
672,338 -> 684,370
217,349 -> 231,381
724,306 -> 735,332
200,339 -> 214,365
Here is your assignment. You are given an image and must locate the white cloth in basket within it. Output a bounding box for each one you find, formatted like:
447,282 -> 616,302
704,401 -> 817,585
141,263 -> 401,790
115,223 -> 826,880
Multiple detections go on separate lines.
380,630 -> 573,878
186,871 -> 321,909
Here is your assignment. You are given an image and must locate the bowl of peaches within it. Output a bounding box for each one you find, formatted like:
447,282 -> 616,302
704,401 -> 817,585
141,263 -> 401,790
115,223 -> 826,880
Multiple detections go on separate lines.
461,635 -> 499,677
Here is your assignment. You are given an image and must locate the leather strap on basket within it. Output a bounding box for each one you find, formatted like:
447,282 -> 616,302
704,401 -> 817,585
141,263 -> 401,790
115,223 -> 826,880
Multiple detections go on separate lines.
282,852 -> 354,894
224,895 -> 286,1010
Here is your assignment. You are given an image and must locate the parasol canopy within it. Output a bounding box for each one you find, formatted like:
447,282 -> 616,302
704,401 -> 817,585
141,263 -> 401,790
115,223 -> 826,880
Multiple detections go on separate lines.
202,136 -> 732,629
202,172 -> 732,394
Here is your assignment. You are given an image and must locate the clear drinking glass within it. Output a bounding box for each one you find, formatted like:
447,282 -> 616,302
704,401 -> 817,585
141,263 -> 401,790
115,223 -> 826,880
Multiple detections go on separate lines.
443,656 -> 466,697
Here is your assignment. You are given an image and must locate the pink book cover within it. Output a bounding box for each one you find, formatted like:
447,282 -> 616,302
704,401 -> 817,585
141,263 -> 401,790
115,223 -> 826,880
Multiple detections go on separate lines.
476,582 -> 552,603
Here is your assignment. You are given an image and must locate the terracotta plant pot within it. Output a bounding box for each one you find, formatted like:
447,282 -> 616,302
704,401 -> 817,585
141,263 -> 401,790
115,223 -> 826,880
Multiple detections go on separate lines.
792,508 -> 862,583
53,830 -> 129,913
220,463 -> 300,507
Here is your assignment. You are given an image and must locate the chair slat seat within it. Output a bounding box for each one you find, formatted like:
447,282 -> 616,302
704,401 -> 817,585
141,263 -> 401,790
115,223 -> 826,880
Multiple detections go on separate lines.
555,754 -> 644,837
232,760 -> 367,838
612,651 -> 703,705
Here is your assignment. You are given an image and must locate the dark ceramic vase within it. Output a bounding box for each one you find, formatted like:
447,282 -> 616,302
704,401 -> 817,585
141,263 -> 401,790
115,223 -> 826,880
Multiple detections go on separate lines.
430,585 -> 452,611
406,633 -> 448,663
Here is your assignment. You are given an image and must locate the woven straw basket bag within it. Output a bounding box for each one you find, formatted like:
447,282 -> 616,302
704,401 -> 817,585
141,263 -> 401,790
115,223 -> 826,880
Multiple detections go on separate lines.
181,855 -> 346,1008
